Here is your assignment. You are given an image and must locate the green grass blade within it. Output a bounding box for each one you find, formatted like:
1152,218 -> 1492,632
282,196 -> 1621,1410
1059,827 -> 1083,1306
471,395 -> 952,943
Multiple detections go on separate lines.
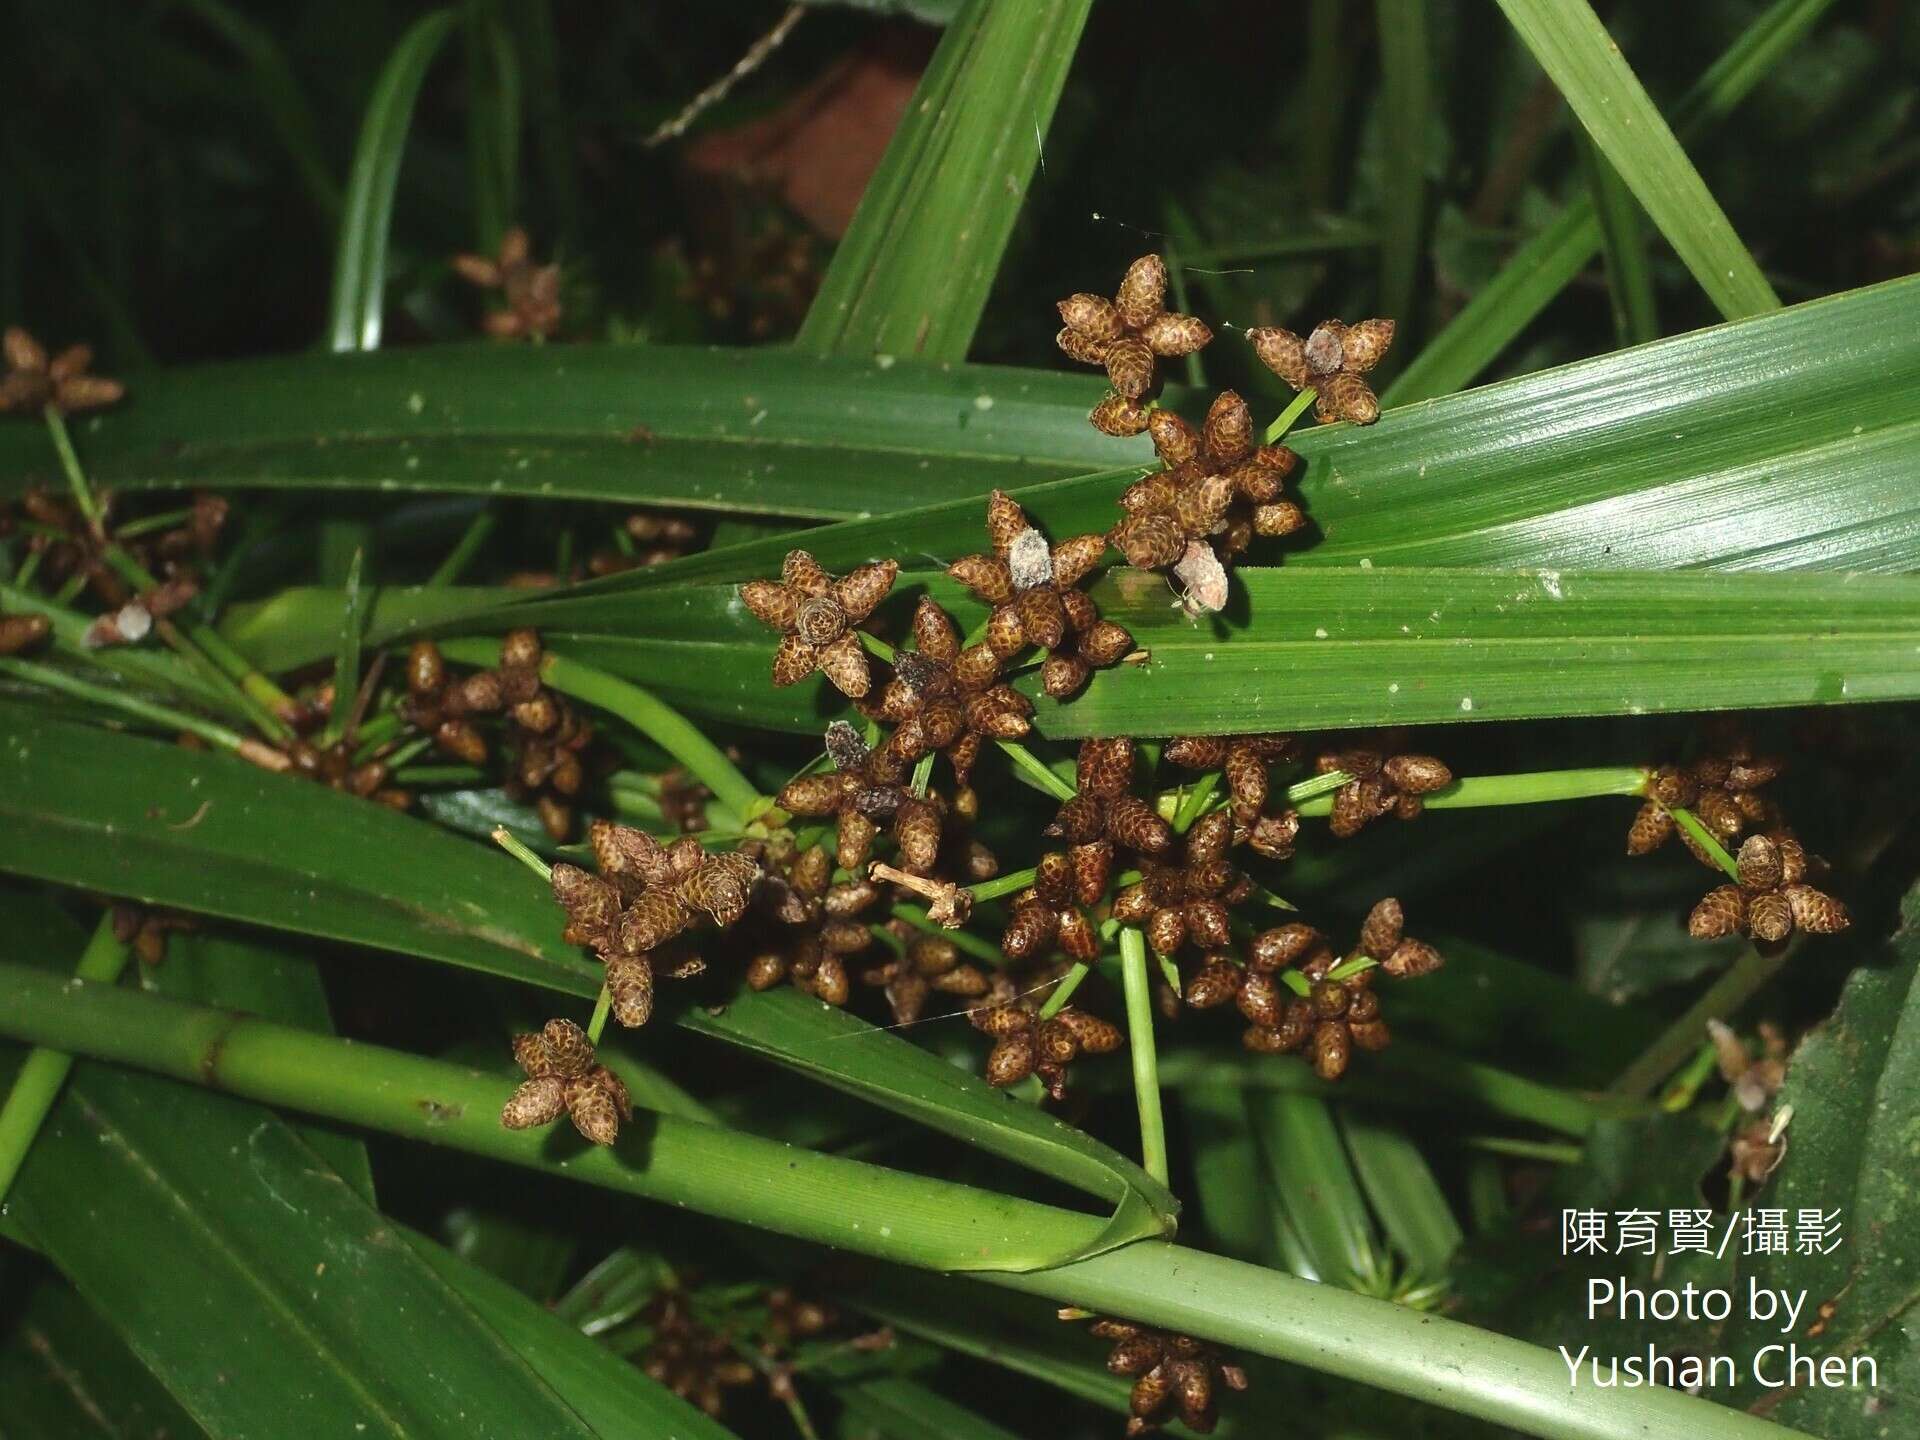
1580,132 -> 1658,346
1491,0 -> 1775,319
328,9 -> 458,352
406,1231 -> 742,1439
1373,0 -> 1431,343
465,8 -> 522,252
11,1072 -> 602,1437
1337,1113 -> 1463,1281
795,0 -> 1093,361
321,545 -> 366,749
1388,0 -> 1840,403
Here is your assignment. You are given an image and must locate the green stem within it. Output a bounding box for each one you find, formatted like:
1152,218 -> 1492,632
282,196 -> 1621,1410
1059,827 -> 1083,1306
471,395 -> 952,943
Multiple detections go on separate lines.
1117,927 -> 1168,1186
967,866 -> 1036,903
1667,805 -> 1741,880
0,963 -> 1811,1440
891,904 -> 1003,966
1463,1136 -> 1584,1164
996,740 -> 1076,803
857,632 -> 895,663
1262,386 -> 1319,445
112,507 -> 197,541
40,407 -> 299,735
0,915 -> 130,1206
392,763 -> 484,786
491,825 -> 553,882
440,640 -> 762,821
1284,769 -> 1350,804
1171,772 -> 1220,834
1037,961 -> 1090,1020
430,508 -> 497,586
1609,947 -> 1794,1100
586,986 -> 613,1046
1295,766 -> 1646,817
43,406 -> 104,535
0,656 -> 271,762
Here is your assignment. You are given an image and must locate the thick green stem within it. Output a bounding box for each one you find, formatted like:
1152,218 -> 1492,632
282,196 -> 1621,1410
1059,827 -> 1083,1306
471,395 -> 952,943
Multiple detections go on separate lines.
439,640 -> 761,821
891,903 -> 1003,965
1117,927 -> 1168,1186
0,963 -> 1810,1440
1171,772 -> 1220,834
0,915 -> 130,1205
1295,766 -> 1646,817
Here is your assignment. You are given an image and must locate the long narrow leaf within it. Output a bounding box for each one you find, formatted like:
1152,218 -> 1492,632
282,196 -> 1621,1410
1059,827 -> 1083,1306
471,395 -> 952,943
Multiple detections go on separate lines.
795,0 -> 1092,361
1492,0 -> 1774,319
328,10 -> 458,352
0,703 -> 1174,1252
1388,0 -> 1840,404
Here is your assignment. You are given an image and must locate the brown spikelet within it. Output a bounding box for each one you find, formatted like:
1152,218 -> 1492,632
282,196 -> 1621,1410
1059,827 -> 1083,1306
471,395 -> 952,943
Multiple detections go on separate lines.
1690,885 -> 1748,939
1041,652 -> 1092,699
1142,311 -> 1212,358
1080,619 -> 1135,668
1626,801 -> 1673,855
1783,884 -> 1849,935
1311,1020 -> 1353,1080
1384,938 -> 1443,978
501,1075 -> 566,1129
605,955 -> 655,1027
566,1071 -> 625,1145
1341,318 -> 1395,373
1250,923 -> 1319,971
1090,391 -> 1151,436
813,632 -> 871,698
1746,891 -> 1794,943
1202,391 -> 1254,464
1383,754 -> 1451,794
986,1030 -> 1036,1086
1736,834 -> 1783,892
1359,898 -> 1403,959
1149,410 -> 1201,466
949,552 -> 1015,606
1059,293 -> 1123,339
1057,326 -> 1112,366
1114,255 -> 1167,329
1247,326 -> 1310,389
1107,795 -> 1173,854
1109,513 -> 1184,570
1318,371 -> 1380,426
1104,337 -> 1156,399
1186,960 -> 1241,1008
620,888 -> 693,952
833,560 -> 898,622
1057,1008 -> 1123,1053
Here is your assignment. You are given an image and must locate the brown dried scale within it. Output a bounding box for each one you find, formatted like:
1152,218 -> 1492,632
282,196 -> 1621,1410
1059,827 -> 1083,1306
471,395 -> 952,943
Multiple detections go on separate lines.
873,595 -> 1033,784
741,549 -> 898,699
499,1018 -> 633,1146
1111,811 -> 1250,957
1080,1316 -> 1249,1436
0,327 -> 125,414
452,226 -> 562,340
1247,316 -> 1394,426
970,973 -> 1123,1100
947,490 -> 1132,698
1056,255 -> 1212,399
1163,732 -> 1297,824
777,720 -> 944,874
1109,395 -> 1304,606
1687,833 -> 1849,944
0,604 -> 51,655
1314,742 -> 1452,838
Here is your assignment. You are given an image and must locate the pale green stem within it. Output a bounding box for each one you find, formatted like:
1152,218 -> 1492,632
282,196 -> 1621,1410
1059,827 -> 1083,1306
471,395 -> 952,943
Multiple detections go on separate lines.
429,509 -> 497,586
996,740 -> 1076,802
440,640 -> 761,822
1037,961 -> 1090,1020
1667,805 -> 1740,880
1118,927 -> 1168,1186
0,914 -> 129,1206
1296,766 -> 1646,817
1262,386 -> 1319,445
0,655 -> 275,763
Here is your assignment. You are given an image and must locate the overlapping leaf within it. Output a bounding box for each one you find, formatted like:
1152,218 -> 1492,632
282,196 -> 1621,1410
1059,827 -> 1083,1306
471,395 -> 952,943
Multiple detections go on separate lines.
0,702 -> 1174,1256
